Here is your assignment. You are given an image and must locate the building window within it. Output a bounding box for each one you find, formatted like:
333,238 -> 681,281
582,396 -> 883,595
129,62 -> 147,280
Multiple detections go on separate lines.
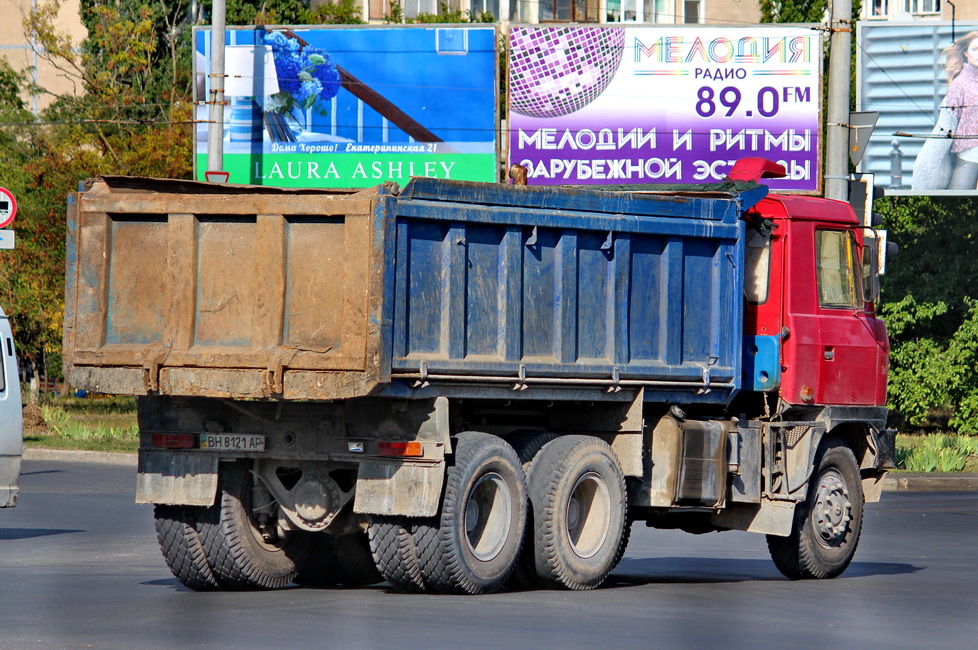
816,230 -> 861,309
470,0 -> 498,19
868,0 -> 888,17
904,0 -> 939,14
684,0 -> 703,23
607,0 -> 668,22
539,0 -> 599,21
401,0 -> 437,18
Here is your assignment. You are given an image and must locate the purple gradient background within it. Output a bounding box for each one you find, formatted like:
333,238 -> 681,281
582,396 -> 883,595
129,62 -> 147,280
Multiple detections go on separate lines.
511,114 -> 819,190
508,27 -> 821,191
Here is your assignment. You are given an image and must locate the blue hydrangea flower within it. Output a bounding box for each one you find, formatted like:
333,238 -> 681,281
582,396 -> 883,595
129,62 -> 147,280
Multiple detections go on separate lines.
265,32 -> 341,114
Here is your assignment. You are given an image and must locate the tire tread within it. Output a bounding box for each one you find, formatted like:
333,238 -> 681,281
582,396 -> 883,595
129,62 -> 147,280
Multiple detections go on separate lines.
154,504 -> 223,591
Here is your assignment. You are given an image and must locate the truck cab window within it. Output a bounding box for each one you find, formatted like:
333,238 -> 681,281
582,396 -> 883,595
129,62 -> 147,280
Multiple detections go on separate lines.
744,229 -> 771,304
816,229 -> 861,308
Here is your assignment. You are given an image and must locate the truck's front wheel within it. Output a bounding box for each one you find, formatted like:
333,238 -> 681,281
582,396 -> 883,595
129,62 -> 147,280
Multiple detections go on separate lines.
413,432 -> 526,594
767,437 -> 864,579
197,461 -> 310,590
527,436 -> 627,590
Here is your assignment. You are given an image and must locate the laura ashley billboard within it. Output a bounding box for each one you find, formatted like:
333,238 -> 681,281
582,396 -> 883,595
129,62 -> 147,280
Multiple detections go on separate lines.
508,26 -> 822,191
194,26 -> 497,187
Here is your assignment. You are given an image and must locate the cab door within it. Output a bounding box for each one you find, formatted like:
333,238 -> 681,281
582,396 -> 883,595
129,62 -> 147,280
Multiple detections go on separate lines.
812,228 -> 882,406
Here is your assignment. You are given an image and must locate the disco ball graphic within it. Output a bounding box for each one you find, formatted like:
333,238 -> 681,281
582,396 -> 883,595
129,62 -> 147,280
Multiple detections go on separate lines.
510,27 -> 625,119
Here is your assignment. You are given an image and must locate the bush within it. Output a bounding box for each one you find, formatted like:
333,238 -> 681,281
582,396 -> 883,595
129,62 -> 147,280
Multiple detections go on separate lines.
897,434 -> 975,472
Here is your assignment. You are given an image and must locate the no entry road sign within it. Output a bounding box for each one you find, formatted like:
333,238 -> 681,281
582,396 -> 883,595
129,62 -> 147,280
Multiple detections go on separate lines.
0,187 -> 16,229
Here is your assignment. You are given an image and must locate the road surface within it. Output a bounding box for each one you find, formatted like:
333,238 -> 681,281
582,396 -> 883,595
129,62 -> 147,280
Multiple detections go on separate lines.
1,459 -> 976,648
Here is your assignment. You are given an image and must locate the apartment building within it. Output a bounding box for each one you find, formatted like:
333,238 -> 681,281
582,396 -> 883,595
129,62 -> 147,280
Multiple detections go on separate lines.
360,0 -> 758,24
862,0 -> 978,21
7,0 -> 971,114
0,0 -> 87,112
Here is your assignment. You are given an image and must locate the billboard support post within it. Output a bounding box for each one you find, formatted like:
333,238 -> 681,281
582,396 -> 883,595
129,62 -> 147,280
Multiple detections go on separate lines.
206,0 -> 226,173
825,0 -> 852,202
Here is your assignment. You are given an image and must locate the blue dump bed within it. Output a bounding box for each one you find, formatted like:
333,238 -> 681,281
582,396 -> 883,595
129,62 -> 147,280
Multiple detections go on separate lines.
384,179 -> 754,405
63,176 -> 761,406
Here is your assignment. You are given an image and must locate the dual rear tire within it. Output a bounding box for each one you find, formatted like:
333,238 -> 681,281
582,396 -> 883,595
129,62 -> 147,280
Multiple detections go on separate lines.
155,461 -> 379,591
525,436 -> 628,590
368,432 -> 629,594
369,431 -> 527,595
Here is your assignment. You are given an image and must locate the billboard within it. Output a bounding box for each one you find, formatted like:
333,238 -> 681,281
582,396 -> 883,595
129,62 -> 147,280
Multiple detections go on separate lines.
194,26 -> 498,187
857,21 -> 978,195
507,25 -> 822,191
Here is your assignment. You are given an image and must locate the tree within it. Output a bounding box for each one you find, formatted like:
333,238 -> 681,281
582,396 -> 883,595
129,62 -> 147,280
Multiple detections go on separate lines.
0,0 -> 196,402
876,197 -> 978,433
760,0 -> 827,23
0,0 -> 368,403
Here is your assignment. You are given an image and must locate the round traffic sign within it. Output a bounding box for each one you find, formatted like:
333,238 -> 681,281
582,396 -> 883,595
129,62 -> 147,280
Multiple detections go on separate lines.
0,187 -> 16,229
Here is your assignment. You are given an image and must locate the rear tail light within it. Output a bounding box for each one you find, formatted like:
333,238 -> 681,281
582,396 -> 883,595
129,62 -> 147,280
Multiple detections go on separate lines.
151,433 -> 196,449
377,441 -> 423,457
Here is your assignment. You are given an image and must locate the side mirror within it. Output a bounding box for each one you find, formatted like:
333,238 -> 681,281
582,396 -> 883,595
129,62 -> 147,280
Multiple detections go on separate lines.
861,230 -> 882,303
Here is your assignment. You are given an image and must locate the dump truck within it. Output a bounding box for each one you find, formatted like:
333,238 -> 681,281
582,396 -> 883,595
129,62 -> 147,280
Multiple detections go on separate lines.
62,158 -> 894,594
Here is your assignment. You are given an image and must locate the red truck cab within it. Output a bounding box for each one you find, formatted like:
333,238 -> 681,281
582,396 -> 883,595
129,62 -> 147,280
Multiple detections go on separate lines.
744,191 -> 889,408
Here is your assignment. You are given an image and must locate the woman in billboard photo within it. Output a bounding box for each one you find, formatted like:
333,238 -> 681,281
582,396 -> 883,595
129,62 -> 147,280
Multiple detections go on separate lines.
913,31 -> 978,191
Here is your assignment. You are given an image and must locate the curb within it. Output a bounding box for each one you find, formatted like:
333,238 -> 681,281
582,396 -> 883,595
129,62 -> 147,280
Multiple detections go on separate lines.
882,472 -> 978,492
23,446 -> 137,466
20,448 -> 978,491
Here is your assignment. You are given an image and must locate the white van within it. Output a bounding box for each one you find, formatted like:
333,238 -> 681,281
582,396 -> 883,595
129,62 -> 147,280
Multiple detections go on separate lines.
0,305 -> 22,508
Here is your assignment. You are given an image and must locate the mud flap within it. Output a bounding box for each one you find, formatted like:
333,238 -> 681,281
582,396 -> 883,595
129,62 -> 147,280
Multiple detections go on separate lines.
711,498 -> 796,537
136,450 -> 218,506
353,460 -> 445,517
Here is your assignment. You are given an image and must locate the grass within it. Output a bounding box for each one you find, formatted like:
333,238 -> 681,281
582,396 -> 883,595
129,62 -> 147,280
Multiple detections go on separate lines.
24,396 -> 138,453
19,395 -> 978,472
896,433 -> 978,473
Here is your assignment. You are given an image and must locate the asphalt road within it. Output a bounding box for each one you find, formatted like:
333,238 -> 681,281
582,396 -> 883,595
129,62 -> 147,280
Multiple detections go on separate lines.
1,459 -> 976,649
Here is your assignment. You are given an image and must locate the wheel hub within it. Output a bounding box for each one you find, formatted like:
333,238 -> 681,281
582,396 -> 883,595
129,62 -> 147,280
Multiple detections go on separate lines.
464,472 -> 512,562
811,469 -> 852,548
566,471 -> 611,559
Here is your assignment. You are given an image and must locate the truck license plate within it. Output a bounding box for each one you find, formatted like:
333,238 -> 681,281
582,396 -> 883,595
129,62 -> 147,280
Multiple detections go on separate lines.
199,434 -> 265,452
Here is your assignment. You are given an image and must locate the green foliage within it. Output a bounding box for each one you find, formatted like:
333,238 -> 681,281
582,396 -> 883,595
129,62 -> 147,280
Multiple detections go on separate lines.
0,59 -> 31,111
759,0 -> 827,23
39,404 -> 72,433
384,0 -> 405,22
308,0 -> 365,24
31,398 -> 138,452
897,434 -> 972,472
197,0 -> 310,26
386,0 -> 493,23
875,193 -> 978,434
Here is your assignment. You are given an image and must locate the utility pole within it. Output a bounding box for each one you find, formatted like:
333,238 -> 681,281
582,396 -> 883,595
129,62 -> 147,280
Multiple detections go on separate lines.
824,0 -> 852,202
206,0 -> 226,173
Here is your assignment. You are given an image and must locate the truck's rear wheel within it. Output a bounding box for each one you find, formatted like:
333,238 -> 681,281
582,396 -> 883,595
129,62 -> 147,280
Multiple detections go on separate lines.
413,432 -> 526,594
767,437 -> 864,579
294,530 -> 383,588
368,516 -> 427,592
506,431 -> 559,590
527,436 -> 627,590
197,461 -> 310,590
153,504 -> 223,591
